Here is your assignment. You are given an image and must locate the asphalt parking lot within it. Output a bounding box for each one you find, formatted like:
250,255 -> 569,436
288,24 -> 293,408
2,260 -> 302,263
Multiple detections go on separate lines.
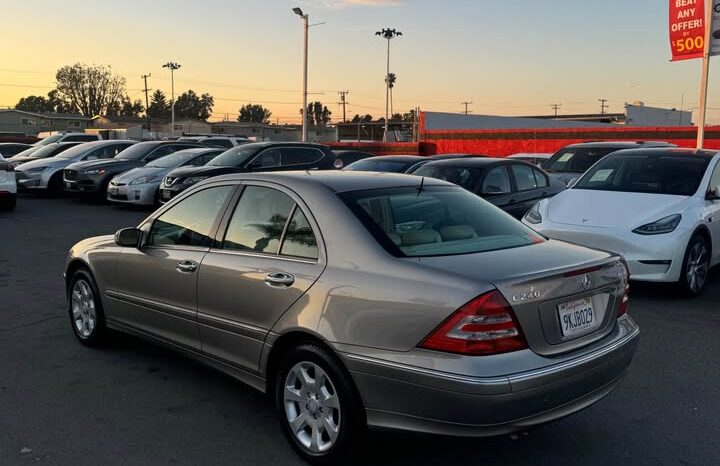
1,194 -> 719,466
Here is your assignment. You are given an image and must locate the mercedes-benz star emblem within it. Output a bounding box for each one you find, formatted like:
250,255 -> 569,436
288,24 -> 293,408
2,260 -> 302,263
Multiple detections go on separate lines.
581,274 -> 592,290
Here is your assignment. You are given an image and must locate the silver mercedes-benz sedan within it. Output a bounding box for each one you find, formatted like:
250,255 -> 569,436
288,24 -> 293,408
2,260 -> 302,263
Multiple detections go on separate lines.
64,171 -> 639,464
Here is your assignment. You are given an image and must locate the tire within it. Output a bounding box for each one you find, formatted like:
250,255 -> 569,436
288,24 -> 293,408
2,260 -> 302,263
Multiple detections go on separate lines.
67,268 -> 107,346
274,343 -> 366,465
678,234 -> 710,298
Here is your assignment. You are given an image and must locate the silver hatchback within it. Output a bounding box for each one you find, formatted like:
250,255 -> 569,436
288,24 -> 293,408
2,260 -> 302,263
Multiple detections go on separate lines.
65,171 -> 638,464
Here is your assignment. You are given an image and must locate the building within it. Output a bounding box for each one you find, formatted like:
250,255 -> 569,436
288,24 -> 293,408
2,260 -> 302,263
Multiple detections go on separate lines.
0,109 -> 90,136
211,122 -> 338,142
518,103 -> 692,127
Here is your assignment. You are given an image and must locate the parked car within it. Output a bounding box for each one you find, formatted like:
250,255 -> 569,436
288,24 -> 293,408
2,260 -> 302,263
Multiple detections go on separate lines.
15,140 -> 136,193
331,150 -> 374,169
198,136 -> 251,148
63,141 -> 203,197
405,153 -> 486,174
9,142 -> 82,166
543,141 -> 675,187
107,147 -> 224,206
523,148 -> 720,296
65,171 -> 638,464
507,153 -> 552,167
34,132 -> 101,146
412,158 -> 563,218
343,154 -> 425,172
0,142 -> 33,157
0,155 -> 17,210
159,142 -> 336,202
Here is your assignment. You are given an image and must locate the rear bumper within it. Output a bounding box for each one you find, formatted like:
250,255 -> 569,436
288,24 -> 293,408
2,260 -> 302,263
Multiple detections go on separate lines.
340,316 -> 639,436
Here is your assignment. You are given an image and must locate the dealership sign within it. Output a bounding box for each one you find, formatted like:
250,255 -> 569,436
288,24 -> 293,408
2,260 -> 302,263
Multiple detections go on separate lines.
670,0 -> 720,60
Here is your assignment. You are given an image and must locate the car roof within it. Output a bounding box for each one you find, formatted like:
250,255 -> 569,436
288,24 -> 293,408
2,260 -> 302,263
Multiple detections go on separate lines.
562,141 -> 674,149
357,155 -> 424,162
603,147 -> 719,158
173,147 -> 221,155
413,157 -> 523,169
428,153 -> 484,159
241,141 -> 330,150
210,169 -> 451,193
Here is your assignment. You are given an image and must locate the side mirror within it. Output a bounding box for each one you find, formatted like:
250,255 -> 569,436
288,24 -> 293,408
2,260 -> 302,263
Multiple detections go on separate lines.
114,227 -> 141,247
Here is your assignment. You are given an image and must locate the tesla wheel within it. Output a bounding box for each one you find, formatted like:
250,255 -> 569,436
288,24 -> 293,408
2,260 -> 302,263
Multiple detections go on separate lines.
678,234 -> 710,298
275,343 -> 365,465
67,268 -> 107,346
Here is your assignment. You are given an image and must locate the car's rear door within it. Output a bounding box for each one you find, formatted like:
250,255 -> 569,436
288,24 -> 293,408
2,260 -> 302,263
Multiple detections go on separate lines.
509,163 -> 549,217
109,185 -> 236,350
197,182 -> 325,373
478,165 -> 515,213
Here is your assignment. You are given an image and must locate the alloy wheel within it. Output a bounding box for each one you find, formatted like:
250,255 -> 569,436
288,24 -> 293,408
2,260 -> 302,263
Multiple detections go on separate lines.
686,241 -> 708,294
283,361 -> 341,454
71,279 -> 96,338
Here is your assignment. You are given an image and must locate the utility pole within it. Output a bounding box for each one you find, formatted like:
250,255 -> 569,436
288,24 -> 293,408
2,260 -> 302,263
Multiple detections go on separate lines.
461,101 -> 473,115
293,8 -> 309,142
141,74 -> 152,135
376,28 -> 402,142
337,90 -> 349,122
551,103 -> 561,117
598,98 -> 608,114
162,61 -> 181,137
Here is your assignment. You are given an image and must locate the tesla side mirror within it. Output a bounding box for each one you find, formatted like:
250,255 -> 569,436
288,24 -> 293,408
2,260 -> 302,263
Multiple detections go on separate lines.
114,227 -> 141,247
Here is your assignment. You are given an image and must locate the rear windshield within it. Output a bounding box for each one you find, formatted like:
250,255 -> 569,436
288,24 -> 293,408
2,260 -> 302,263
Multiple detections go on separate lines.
115,142 -> 158,160
544,147 -> 617,173
206,145 -> 259,167
343,158 -> 417,172
340,186 -> 544,257
574,154 -> 711,196
411,165 -> 481,190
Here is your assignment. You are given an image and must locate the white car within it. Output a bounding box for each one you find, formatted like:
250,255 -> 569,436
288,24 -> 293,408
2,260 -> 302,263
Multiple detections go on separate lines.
506,153 -> 551,167
0,155 -> 17,210
523,147 -> 720,296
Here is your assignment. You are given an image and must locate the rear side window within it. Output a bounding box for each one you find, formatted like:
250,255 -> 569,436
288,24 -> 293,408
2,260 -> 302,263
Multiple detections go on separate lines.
281,148 -> 324,166
279,207 -> 318,259
511,164 -> 538,191
412,165 -> 479,190
222,186 -> 295,253
481,166 -> 511,194
148,186 -> 233,247
251,149 -> 282,169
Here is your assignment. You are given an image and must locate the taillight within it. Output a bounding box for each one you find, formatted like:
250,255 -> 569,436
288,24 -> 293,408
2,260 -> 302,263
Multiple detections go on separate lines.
420,290 -> 527,355
618,259 -> 630,316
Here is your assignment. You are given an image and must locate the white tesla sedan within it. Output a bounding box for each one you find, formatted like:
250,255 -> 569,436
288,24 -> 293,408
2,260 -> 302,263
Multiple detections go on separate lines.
523,148 -> 720,296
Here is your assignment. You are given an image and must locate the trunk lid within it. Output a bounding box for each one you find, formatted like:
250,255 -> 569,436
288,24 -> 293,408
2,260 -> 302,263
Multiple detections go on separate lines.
411,240 -> 626,356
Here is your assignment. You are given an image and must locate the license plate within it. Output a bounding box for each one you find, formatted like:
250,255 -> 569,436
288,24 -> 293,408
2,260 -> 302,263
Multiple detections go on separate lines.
109,187 -> 118,195
161,190 -> 171,200
557,297 -> 597,337
65,182 -> 72,189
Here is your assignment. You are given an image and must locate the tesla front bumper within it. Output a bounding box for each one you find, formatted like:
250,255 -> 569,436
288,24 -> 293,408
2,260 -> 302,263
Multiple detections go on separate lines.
338,316 -> 639,437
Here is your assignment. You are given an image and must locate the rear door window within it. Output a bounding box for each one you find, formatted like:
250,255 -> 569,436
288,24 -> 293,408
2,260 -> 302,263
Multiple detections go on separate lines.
281,147 -> 324,166
250,149 -> 281,169
511,164 -> 539,191
481,166 -> 511,194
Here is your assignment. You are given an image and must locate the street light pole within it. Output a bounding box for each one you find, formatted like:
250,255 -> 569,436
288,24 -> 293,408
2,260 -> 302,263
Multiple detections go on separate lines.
162,61 -> 181,138
293,8 -> 309,142
376,28 -> 401,142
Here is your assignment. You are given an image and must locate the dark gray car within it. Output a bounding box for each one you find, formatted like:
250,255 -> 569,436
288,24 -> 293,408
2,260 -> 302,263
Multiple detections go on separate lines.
65,171 -> 638,464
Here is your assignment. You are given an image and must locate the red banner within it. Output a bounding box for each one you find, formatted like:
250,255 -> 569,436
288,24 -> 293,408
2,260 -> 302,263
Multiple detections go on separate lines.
670,0 -> 706,61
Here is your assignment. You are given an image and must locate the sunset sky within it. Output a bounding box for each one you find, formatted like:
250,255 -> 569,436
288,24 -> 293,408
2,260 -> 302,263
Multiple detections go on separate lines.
1,0 -> 719,123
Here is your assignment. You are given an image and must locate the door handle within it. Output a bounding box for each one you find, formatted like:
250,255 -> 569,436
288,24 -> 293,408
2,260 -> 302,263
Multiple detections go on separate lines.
265,272 -> 295,287
176,260 -> 198,273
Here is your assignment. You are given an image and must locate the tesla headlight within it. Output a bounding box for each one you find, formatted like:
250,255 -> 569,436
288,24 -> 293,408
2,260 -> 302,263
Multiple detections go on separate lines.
183,176 -> 209,185
27,166 -> 50,173
82,168 -> 106,175
524,202 -> 543,224
632,214 -> 682,235
129,176 -> 158,185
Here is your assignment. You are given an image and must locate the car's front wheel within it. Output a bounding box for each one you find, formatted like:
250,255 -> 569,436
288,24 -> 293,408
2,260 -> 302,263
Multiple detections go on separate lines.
678,234 -> 710,297
67,268 -> 107,346
275,343 -> 365,465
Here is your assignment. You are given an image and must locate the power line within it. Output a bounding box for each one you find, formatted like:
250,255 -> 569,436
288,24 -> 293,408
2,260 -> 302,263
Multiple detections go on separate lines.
598,98 -> 608,114
550,103 -> 562,117
461,101 -> 473,115
337,90 -> 349,123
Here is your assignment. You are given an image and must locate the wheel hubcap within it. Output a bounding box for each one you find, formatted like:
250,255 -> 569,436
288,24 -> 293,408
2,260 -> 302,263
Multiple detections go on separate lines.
71,279 -> 96,338
687,242 -> 708,293
284,361 -> 341,454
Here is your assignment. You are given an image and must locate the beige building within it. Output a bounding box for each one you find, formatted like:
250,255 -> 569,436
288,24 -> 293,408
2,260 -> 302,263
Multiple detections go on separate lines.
211,122 -> 338,142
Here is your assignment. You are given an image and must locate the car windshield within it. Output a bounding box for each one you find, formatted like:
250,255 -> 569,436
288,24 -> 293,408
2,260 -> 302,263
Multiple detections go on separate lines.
206,145 -> 259,167
12,146 -> 43,158
344,158 -> 416,172
36,135 -> 63,145
115,142 -> 158,160
147,150 -> 201,168
412,165 -> 481,190
19,144 -> 67,159
544,147 -> 617,173
340,186 -> 544,257
574,153 -> 711,196
56,143 -> 101,159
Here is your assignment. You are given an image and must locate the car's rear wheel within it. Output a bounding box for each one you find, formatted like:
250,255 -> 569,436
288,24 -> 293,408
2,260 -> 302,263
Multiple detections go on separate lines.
275,343 -> 365,465
67,268 -> 107,346
678,234 -> 710,298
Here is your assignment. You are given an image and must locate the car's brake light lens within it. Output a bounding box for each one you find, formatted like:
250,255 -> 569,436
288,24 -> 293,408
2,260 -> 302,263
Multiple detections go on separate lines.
420,290 -> 527,355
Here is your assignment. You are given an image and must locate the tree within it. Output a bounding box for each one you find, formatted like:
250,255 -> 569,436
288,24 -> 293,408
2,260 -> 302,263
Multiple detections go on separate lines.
350,114 -> 373,123
54,63 -> 126,117
302,101 -> 332,126
147,90 -> 170,120
106,95 -> 144,119
237,104 -> 272,124
391,113 -> 404,122
47,89 -> 77,113
174,90 -> 214,121
16,95 -> 54,113
402,108 -> 417,122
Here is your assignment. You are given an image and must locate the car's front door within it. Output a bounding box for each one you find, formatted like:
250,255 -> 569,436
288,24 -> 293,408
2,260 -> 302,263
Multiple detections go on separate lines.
110,185 -> 235,350
197,183 -> 325,373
